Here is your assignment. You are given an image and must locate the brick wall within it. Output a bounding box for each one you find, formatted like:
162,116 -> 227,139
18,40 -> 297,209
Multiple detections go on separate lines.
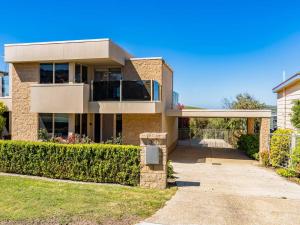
11,63 -> 39,140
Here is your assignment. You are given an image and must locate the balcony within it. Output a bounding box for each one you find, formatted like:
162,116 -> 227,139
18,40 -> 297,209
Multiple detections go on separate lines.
30,83 -> 89,113
91,80 -> 161,102
89,80 -> 162,114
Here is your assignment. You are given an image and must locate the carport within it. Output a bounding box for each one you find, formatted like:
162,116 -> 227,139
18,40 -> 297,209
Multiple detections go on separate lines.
166,109 -> 272,153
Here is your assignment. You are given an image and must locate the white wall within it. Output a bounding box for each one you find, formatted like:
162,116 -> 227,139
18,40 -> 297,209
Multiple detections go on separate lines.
277,81 -> 300,130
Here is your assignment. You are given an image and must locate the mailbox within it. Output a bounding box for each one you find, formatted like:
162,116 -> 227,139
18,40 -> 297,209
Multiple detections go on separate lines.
145,145 -> 160,165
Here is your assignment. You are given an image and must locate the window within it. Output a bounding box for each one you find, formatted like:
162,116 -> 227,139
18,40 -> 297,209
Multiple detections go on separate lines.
75,64 -> 81,83
109,68 -> 122,81
39,113 -> 69,138
75,64 -> 88,84
40,64 -> 53,84
1,74 -> 9,97
55,63 -> 69,83
116,114 -> 122,136
40,63 -> 69,84
54,114 -> 69,137
39,113 -> 53,134
75,113 -> 87,136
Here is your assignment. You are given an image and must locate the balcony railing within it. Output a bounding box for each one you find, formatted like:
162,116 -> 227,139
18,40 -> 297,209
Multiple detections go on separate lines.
91,80 -> 161,102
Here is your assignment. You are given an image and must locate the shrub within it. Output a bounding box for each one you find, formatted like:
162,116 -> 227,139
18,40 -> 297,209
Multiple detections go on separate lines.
270,129 -> 293,167
237,134 -> 259,159
276,168 -> 298,178
167,160 -> 174,179
291,99 -> 300,130
291,143 -> 300,173
0,140 -> 140,186
260,151 -> 270,167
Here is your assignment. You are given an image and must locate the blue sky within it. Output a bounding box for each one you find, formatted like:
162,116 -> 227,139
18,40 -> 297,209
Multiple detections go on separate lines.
1,0 -> 300,108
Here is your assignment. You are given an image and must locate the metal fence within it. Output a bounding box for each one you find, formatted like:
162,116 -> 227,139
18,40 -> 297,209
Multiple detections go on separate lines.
268,133 -> 300,171
178,128 -> 245,148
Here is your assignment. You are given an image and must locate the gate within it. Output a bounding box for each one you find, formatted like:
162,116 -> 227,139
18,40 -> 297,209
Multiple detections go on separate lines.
178,128 -> 245,148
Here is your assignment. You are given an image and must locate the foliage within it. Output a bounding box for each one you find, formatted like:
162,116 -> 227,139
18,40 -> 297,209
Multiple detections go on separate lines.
104,134 -> 123,145
270,129 -> 293,167
260,151 -> 271,167
167,160 -> 174,179
291,99 -> 300,130
0,102 -> 8,135
237,134 -> 259,160
224,93 -> 266,110
38,129 -> 50,141
276,168 -> 298,178
0,140 -> 140,186
291,143 -> 300,173
0,175 -> 176,223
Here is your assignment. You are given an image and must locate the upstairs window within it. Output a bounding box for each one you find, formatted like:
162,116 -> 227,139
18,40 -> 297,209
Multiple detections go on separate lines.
40,63 -> 69,84
75,64 -> 88,84
40,64 -> 53,84
55,63 -> 69,83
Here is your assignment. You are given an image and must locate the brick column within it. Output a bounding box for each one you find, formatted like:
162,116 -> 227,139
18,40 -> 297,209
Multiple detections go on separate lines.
247,118 -> 255,135
259,118 -> 270,153
140,132 -> 167,189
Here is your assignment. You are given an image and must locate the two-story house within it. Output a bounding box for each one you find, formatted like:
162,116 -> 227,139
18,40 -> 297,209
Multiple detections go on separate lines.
3,39 -> 178,150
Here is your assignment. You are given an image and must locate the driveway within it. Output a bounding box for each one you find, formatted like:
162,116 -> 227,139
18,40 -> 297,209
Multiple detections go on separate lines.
141,145 -> 300,225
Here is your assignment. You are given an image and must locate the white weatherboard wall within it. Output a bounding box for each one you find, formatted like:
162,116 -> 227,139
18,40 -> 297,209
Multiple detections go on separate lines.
277,81 -> 300,130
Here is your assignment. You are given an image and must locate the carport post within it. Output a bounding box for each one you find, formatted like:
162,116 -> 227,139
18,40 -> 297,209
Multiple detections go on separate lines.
247,118 -> 255,135
259,117 -> 270,158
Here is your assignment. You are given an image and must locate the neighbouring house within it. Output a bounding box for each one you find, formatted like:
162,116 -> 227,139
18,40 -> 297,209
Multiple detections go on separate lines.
2,39 -> 178,150
273,73 -> 300,130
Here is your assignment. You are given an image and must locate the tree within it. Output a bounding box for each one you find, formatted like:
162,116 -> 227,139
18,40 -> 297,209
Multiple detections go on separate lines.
291,100 -> 300,130
0,102 -> 7,136
223,93 -> 266,132
224,93 -> 266,110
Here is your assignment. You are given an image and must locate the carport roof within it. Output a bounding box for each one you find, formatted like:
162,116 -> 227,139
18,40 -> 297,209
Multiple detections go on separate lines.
166,109 -> 271,118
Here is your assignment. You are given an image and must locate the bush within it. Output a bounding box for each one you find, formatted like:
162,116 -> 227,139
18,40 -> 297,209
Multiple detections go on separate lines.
260,151 -> 270,167
167,160 -> 174,179
276,168 -> 298,178
270,129 -> 293,167
237,134 -> 259,159
0,140 -> 140,186
291,143 -> 300,173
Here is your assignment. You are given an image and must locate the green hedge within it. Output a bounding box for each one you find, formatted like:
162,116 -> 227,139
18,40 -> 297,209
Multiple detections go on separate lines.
237,134 -> 259,160
0,140 -> 141,186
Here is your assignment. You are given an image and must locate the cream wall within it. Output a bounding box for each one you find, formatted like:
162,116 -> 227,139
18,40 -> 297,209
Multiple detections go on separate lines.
11,63 -> 39,140
277,81 -> 300,130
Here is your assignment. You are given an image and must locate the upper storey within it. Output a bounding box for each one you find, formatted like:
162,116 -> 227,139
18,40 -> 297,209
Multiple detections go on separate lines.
4,38 -> 132,65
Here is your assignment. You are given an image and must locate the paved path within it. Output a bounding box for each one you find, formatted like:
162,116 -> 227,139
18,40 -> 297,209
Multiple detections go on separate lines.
141,145 -> 300,225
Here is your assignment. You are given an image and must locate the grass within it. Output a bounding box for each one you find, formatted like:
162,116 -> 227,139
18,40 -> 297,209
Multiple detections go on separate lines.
0,175 -> 176,224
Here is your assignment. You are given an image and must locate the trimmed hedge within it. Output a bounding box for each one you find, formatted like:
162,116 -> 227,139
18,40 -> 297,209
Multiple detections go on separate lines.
237,134 -> 259,160
0,140 -> 141,186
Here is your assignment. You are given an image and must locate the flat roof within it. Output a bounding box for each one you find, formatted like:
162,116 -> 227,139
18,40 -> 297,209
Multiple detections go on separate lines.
4,38 -> 110,47
272,74 -> 300,93
166,109 -> 272,118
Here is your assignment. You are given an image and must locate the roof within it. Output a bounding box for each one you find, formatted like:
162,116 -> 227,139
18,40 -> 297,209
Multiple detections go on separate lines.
272,73 -> 300,93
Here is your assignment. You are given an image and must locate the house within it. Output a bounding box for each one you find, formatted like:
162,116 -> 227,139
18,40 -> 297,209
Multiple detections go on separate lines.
273,73 -> 300,130
2,39 -> 178,150
1,38 -> 272,153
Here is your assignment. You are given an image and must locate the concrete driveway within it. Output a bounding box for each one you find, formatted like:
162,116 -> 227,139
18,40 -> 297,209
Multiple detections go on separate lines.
141,145 -> 300,225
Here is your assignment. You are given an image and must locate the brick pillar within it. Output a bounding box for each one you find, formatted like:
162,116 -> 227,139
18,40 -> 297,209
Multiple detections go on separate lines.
259,118 -> 270,154
140,132 -> 167,189
247,118 -> 255,134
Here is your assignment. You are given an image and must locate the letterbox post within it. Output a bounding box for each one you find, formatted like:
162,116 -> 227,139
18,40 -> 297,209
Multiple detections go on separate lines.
140,132 -> 168,189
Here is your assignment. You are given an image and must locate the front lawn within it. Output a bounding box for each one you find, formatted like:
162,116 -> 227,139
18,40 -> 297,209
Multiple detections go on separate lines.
0,174 -> 176,225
